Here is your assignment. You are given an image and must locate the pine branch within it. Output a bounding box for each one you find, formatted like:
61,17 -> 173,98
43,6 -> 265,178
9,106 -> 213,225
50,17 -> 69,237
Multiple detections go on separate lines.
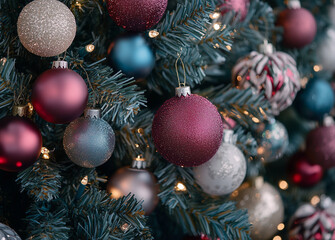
17,157 -> 62,202
72,188 -> 153,240
26,201 -> 70,240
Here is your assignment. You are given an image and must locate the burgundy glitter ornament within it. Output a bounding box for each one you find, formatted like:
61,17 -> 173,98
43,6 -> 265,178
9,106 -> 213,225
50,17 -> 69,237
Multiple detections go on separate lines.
0,108 -> 42,172
219,0 -> 249,21
152,86 -> 223,167
288,152 -> 323,188
32,61 -> 88,124
107,0 -> 167,32
276,0 -> 317,49
232,41 -> 300,115
289,196 -> 335,240
306,118 -> 335,169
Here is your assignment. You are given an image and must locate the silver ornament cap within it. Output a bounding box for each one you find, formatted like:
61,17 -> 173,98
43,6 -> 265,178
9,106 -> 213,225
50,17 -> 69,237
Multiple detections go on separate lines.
258,40 -> 274,55
286,0 -> 301,9
131,156 -> 147,169
175,86 -> 191,97
322,115 -> 334,127
12,105 -> 29,117
84,108 -> 101,119
52,60 -> 68,69
222,129 -> 237,144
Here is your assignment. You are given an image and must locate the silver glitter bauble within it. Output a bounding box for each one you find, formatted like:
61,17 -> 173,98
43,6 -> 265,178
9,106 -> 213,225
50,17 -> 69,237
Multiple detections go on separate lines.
193,130 -> 246,196
255,118 -> 288,162
63,109 -> 115,168
17,0 -> 76,57
107,158 -> 159,215
0,223 -> 21,240
231,177 -> 284,240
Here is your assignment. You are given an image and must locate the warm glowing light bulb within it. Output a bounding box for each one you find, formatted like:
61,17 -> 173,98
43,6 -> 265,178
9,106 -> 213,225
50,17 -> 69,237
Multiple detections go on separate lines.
210,12 -> 221,19
313,65 -> 322,72
213,23 -> 221,30
149,30 -> 159,38
81,176 -> 88,185
273,236 -> 281,240
277,223 -> 285,231
85,44 -> 95,53
175,182 -> 187,192
278,180 -> 288,190
311,195 -> 320,206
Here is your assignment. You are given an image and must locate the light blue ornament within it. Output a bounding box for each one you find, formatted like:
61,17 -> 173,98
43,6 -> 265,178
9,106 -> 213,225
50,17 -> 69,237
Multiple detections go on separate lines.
294,79 -> 335,121
109,35 -> 155,78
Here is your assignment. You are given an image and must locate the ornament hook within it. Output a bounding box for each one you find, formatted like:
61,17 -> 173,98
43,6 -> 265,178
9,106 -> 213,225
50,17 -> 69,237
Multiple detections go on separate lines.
175,52 -> 187,88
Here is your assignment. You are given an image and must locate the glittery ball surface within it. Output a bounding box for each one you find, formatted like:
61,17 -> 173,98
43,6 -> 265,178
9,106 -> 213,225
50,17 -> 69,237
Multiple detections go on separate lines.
0,222 -> 21,239
17,0 -> 76,57
63,117 -> 115,168
152,94 -> 223,167
107,0 -> 168,32
193,142 -> 246,196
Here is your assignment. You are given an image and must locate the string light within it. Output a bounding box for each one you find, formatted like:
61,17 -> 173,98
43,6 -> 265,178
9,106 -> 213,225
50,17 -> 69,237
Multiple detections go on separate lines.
226,45 -> 232,51
81,176 -> 88,185
213,23 -> 221,31
85,44 -> 95,53
41,147 -> 50,159
121,223 -> 130,232
273,236 -> 281,240
210,12 -> 221,19
311,195 -> 320,206
277,223 -> 285,231
0,57 -> 6,65
313,65 -> 322,72
149,30 -> 159,38
135,155 -> 145,161
175,182 -> 187,192
278,180 -> 289,190
135,144 -> 140,148
252,117 -> 260,123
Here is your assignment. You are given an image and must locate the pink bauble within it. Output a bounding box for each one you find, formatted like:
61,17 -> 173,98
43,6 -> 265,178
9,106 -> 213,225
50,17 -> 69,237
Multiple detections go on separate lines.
223,116 -> 236,129
277,7 -> 317,48
306,125 -> 335,169
0,116 -> 42,172
220,0 -> 249,21
152,94 -> 223,167
107,0 -> 168,32
287,152 -> 323,188
32,67 -> 88,124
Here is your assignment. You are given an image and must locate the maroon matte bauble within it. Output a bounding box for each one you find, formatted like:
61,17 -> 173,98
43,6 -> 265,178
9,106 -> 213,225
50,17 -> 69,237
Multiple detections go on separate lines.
220,0 -> 249,21
288,152 -> 323,187
152,94 -> 223,167
276,7 -> 317,48
306,125 -> 335,169
32,68 -> 88,124
107,0 -> 168,32
0,116 -> 42,172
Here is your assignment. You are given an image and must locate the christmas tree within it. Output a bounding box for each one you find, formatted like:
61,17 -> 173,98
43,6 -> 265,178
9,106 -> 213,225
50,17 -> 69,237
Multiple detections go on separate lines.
0,0 -> 334,239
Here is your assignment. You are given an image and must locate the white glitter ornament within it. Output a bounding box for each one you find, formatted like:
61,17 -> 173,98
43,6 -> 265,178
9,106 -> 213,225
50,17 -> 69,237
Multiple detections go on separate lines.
17,0 -> 76,57
193,130 -> 246,196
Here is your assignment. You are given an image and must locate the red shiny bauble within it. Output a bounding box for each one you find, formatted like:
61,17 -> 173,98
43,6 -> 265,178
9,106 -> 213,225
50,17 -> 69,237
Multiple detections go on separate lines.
152,94 -> 223,167
288,152 -> 323,187
220,0 -> 249,21
306,125 -> 335,169
32,68 -> 88,124
107,0 -> 168,32
0,116 -> 42,172
276,7 -> 317,48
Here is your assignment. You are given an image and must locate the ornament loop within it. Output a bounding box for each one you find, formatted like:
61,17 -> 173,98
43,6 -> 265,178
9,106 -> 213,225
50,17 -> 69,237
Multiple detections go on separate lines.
175,52 -> 187,87
52,60 -> 68,69
84,108 -> 101,119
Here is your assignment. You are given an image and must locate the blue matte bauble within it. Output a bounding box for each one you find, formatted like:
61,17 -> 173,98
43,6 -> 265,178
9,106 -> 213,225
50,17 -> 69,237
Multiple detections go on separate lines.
108,35 -> 155,78
294,79 -> 335,121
